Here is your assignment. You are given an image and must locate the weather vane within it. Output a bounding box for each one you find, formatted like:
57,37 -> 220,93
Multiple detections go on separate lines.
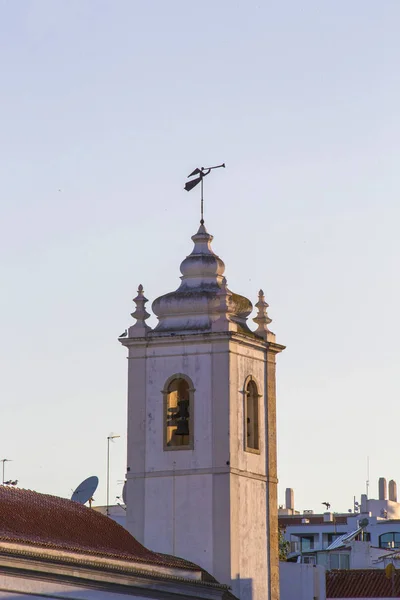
184,163 -> 225,224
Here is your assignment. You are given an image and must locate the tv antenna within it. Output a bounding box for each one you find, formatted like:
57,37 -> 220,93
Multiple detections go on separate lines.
1,459 -> 12,485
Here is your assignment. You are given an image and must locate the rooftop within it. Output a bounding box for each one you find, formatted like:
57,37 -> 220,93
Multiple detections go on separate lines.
326,569 -> 400,598
0,486 -> 199,572
279,513 -> 349,527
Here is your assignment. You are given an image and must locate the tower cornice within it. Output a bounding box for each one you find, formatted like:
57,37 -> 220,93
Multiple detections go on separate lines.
119,329 -> 285,354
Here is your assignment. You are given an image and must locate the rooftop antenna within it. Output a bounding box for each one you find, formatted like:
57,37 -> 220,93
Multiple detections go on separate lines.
366,456 -> 370,498
106,433 -> 120,516
71,476 -> 99,507
1,459 -> 12,485
184,163 -> 225,225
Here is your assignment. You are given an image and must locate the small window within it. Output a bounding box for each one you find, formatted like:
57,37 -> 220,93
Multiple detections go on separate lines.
340,554 -> 350,570
355,531 -> 370,542
379,532 -> 400,549
330,554 -> 350,570
330,554 -> 339,570
245,379 -> 259,452
300,536 -> 315,552
327,533 -> 343,544
164,376 -> 193,450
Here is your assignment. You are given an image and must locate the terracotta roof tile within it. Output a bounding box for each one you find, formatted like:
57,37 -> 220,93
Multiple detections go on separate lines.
0,486 -> 197,571
326,570 -> 400,598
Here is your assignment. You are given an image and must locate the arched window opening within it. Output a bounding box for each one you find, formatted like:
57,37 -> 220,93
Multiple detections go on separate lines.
379,532 -> 400,549
164,376 -> 193,450
245,379 -> 259,452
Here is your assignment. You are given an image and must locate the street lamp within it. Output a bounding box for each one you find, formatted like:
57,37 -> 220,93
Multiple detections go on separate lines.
1,459 -> 11,485
106,434 -> 120,516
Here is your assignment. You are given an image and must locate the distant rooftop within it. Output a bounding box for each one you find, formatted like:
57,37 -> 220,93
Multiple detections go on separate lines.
326,569 -> 400,598
279,513 -> 349,527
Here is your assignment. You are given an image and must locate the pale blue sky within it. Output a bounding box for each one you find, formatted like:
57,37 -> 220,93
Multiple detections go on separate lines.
0,0 -> 399,513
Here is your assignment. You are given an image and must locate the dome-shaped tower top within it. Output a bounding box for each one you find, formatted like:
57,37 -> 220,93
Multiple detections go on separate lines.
179,223 -> 225,283
151,223 -> 252,333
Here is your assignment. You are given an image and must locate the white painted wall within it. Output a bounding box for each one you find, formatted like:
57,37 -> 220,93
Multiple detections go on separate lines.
367,498 -> 400,519
125,332 -> 274,600
0,573 -> 151,600
229,339 -> 270,600
280,563 -> 326,600
348,541 -> 390,569
93,505 -> 126,528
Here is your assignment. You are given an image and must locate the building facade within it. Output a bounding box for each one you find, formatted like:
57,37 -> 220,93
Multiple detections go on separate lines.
120,222 -> 284,600
279,480 -> 400,570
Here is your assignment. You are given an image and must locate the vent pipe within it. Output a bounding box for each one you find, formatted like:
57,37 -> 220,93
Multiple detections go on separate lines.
285,488 -> 294,511
379,477 -> 387,500
389,480 -> 397,502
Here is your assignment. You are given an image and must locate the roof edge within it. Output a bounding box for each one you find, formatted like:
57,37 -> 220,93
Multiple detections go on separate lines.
0,540 -> 202,582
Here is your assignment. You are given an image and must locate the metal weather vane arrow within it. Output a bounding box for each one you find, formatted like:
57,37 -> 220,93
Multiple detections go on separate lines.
184,163 -> 225,224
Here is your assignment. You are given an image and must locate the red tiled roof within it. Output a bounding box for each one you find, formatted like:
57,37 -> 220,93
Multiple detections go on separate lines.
326,570 -> 400,598
279,514 -> 348,527
0,486 -> 196,571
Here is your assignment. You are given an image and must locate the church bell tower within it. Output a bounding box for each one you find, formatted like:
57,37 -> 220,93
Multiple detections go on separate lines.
120,222 -> 285,600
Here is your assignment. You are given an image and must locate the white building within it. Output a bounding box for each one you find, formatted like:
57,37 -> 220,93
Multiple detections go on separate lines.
93,503 -> 127,528
120,221 -> 285,600
280,563 -> 326,600
279,479 -> 400,570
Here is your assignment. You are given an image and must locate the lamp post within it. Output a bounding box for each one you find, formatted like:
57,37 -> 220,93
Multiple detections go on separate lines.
106,434 -> 120,516
1,459 -> 11,485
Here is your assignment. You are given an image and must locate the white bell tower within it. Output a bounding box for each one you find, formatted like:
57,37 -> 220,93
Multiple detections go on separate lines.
120,223 -> 284,600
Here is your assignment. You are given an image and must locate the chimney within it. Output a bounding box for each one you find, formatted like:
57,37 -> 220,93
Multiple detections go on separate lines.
285,488 -> 294,511
361,494 -> 368,513
389,480 -> 397,502
379,477 -> 387,500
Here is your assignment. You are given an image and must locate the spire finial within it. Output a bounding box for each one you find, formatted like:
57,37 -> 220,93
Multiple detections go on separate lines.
184,163 -> 226,225
212,277 -> 238,332
253,289 -> 275,341
130,284 -> 151,335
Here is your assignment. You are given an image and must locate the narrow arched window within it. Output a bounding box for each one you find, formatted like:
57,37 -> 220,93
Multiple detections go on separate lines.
163,376 -> 194,450
245,379 -> 259,452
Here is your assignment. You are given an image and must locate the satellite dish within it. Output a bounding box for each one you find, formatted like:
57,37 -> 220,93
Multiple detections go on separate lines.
359,517 -> 369,528
122,480 -> 127,505
71,476 -> 99,505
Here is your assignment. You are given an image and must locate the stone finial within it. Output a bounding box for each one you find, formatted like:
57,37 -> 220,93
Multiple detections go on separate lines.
212,277 -> 238,332
217,277 -> 232,311
130,284 -> 151,335
253,289 -> 275,341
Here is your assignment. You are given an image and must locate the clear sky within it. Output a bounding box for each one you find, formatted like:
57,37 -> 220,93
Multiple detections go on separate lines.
0,0 -> 399,514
